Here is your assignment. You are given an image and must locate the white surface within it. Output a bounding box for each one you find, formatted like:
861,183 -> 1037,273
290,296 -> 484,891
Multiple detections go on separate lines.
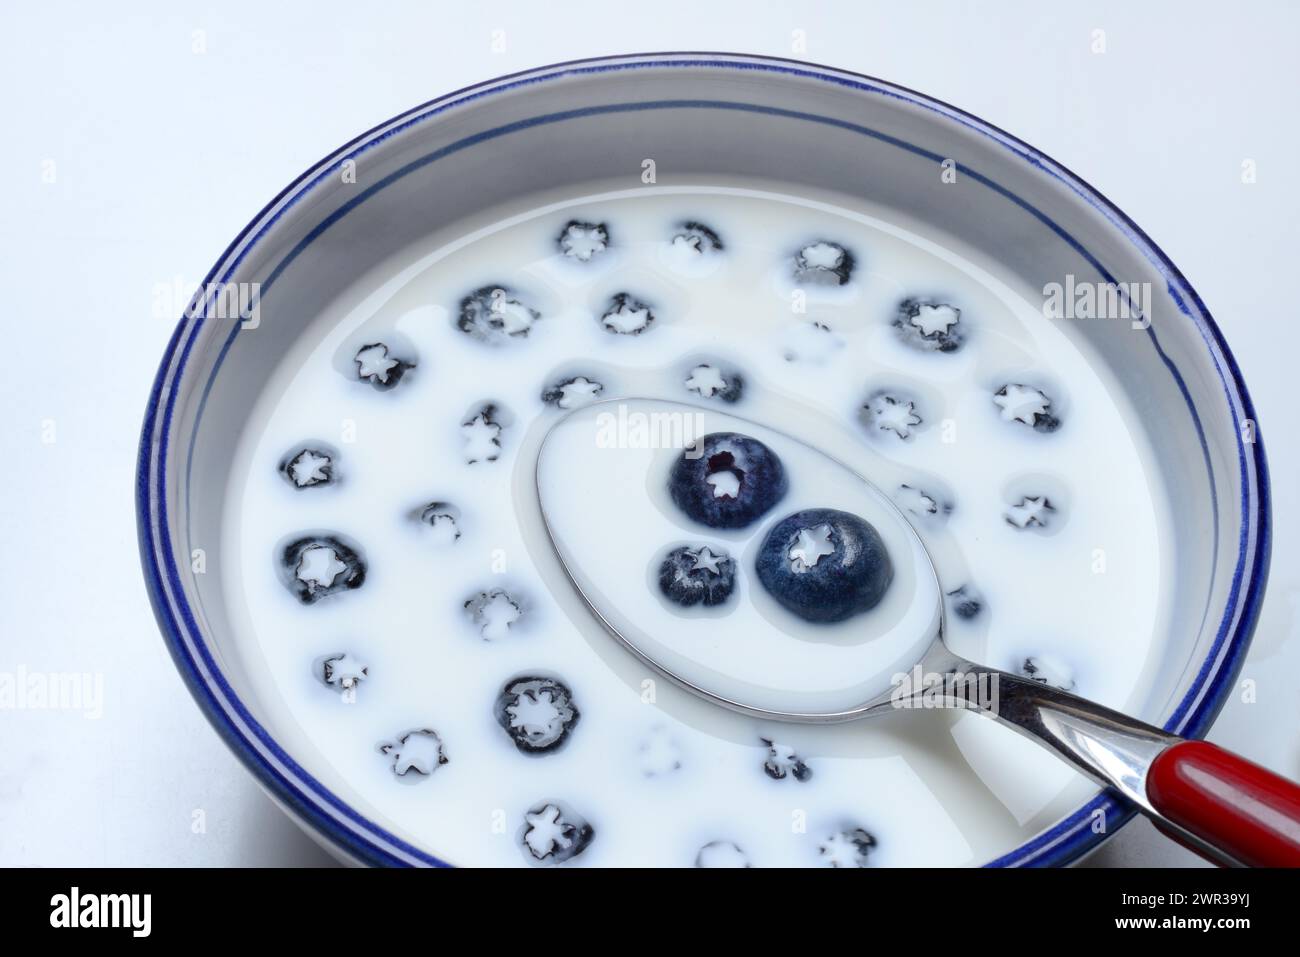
0,0 -> 1295,867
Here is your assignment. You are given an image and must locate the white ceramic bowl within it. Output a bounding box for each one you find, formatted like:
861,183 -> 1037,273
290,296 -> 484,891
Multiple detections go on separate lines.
137,53 -> 1270,866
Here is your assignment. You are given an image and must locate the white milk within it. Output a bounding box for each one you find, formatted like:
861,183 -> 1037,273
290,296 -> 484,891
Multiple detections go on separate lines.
220,183 -> 1173,867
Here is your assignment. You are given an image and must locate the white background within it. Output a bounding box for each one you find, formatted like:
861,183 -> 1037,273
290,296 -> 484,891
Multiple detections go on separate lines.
1,0 -> 1296,866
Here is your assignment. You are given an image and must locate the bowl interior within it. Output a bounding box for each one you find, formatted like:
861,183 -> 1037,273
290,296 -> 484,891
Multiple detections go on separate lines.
141,54 -> 1267,866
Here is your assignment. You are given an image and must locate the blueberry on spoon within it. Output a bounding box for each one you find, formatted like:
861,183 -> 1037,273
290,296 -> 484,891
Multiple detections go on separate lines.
668,432 -> 787,529
756,507 -> 893,623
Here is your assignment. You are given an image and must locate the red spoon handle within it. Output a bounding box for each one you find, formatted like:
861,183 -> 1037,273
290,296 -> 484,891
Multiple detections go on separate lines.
1147,740 -> 1300,867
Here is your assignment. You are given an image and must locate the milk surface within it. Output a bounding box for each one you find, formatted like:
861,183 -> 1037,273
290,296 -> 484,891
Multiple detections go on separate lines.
220,183 -> 1172,866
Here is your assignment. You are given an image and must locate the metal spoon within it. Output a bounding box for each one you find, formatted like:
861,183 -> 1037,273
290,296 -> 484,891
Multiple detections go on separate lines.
536,398 -> 1300,867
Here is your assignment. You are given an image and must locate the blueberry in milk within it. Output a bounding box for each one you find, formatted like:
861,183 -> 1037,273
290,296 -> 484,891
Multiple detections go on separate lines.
760,737 -> 813,782
893,298 -> 964,353
895,483 -> 942,519
793,240 -> 854,285
557,220 -> 609,262
352,341 -> 412,390
1020,655 -> 1076,692
695,841 -> 750,868
599,292 -> 655,335
318,652 -> 369,694
541,374 -> 604,409
1004,494 -> 1055,529
278,534 -> 365,604
819,828 -> 876,868
379,728 -> 449,777
781,319 -> 843,363
457,285 -> 541,343
993,382 -> 1061,433
460,402 -> 505,464
898,477 -> 958,521
638,726 -> 683,777
417,501 -> 462,544
464,588 -> 522,641
945,584 -> 985,621
755,508 -> 893,624
278,443 -> 337,489
657,544 -> 737,608
668,432 -> 787,529
683,361 -> 743,403
493,675 -> 581,755
670,220 -> 724,254
861,390 -> 923,440
519,801 -> 594,866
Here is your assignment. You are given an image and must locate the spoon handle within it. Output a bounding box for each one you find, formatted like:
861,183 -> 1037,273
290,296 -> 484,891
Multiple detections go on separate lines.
934,656 -> 1300,866
1146,740 -> 1300,867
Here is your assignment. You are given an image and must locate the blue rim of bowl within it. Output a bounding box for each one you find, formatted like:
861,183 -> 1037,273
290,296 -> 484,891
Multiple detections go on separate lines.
137,52 -> 1270,868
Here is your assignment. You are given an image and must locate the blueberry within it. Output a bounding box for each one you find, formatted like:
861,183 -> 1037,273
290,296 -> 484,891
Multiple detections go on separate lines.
993,383 -> 1060,432
279,445 -> 336,489
657,544 -> 737,608
600,292 -> 654,335
541,374 -> 604,409
457,285 -> 540,343
894,298 -> 964,353
755,508 -> 893,624
782,320 -> 843,363
494,675 -> 580,755
558,221 -> 609,262
318,653 -> 368,694
895,483 -> 941,518
379,728 -> 448,777
695,841 -> 751,868
278,534 -> 366,605
862,391 -> 923,440
945,584 -> 984,621
819,827 -> 876,867
684,363 -> 743,403
464,588 -> 522,640
418,501 -> 461,544
1004,495 -> 1054,529
760,737 -> 813,782
519,801 -> 594,866
1020,655 -> 1076,691
461,403 -> 504,463
671,221 -> 723,254
353,342 -> 412,390
668,432 -> 787,530
638,726 -> 683,777
793,241 -> 854,286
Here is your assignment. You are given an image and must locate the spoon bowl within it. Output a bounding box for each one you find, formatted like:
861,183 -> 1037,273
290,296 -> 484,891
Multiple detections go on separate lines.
537,397 -> 1300,867
536,397 -> 940,719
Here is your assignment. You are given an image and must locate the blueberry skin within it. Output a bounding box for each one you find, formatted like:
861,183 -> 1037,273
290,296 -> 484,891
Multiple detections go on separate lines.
658,545 -> 736,608
668,432 -> 788,530
493,675 -> 580,756
755,508 -> 893,623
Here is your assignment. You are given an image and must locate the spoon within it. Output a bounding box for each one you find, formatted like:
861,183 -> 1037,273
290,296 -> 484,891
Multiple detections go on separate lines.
537,398 -> 1300,867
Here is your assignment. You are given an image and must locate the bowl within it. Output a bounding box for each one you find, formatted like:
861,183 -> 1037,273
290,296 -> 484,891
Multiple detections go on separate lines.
137,52 -> 1270,866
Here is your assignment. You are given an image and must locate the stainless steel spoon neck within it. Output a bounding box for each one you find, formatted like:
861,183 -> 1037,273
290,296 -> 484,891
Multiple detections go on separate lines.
916,647 -> 1181,811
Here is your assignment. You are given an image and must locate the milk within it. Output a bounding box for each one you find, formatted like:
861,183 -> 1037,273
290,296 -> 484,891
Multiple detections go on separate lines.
219,182 -> 1172,866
